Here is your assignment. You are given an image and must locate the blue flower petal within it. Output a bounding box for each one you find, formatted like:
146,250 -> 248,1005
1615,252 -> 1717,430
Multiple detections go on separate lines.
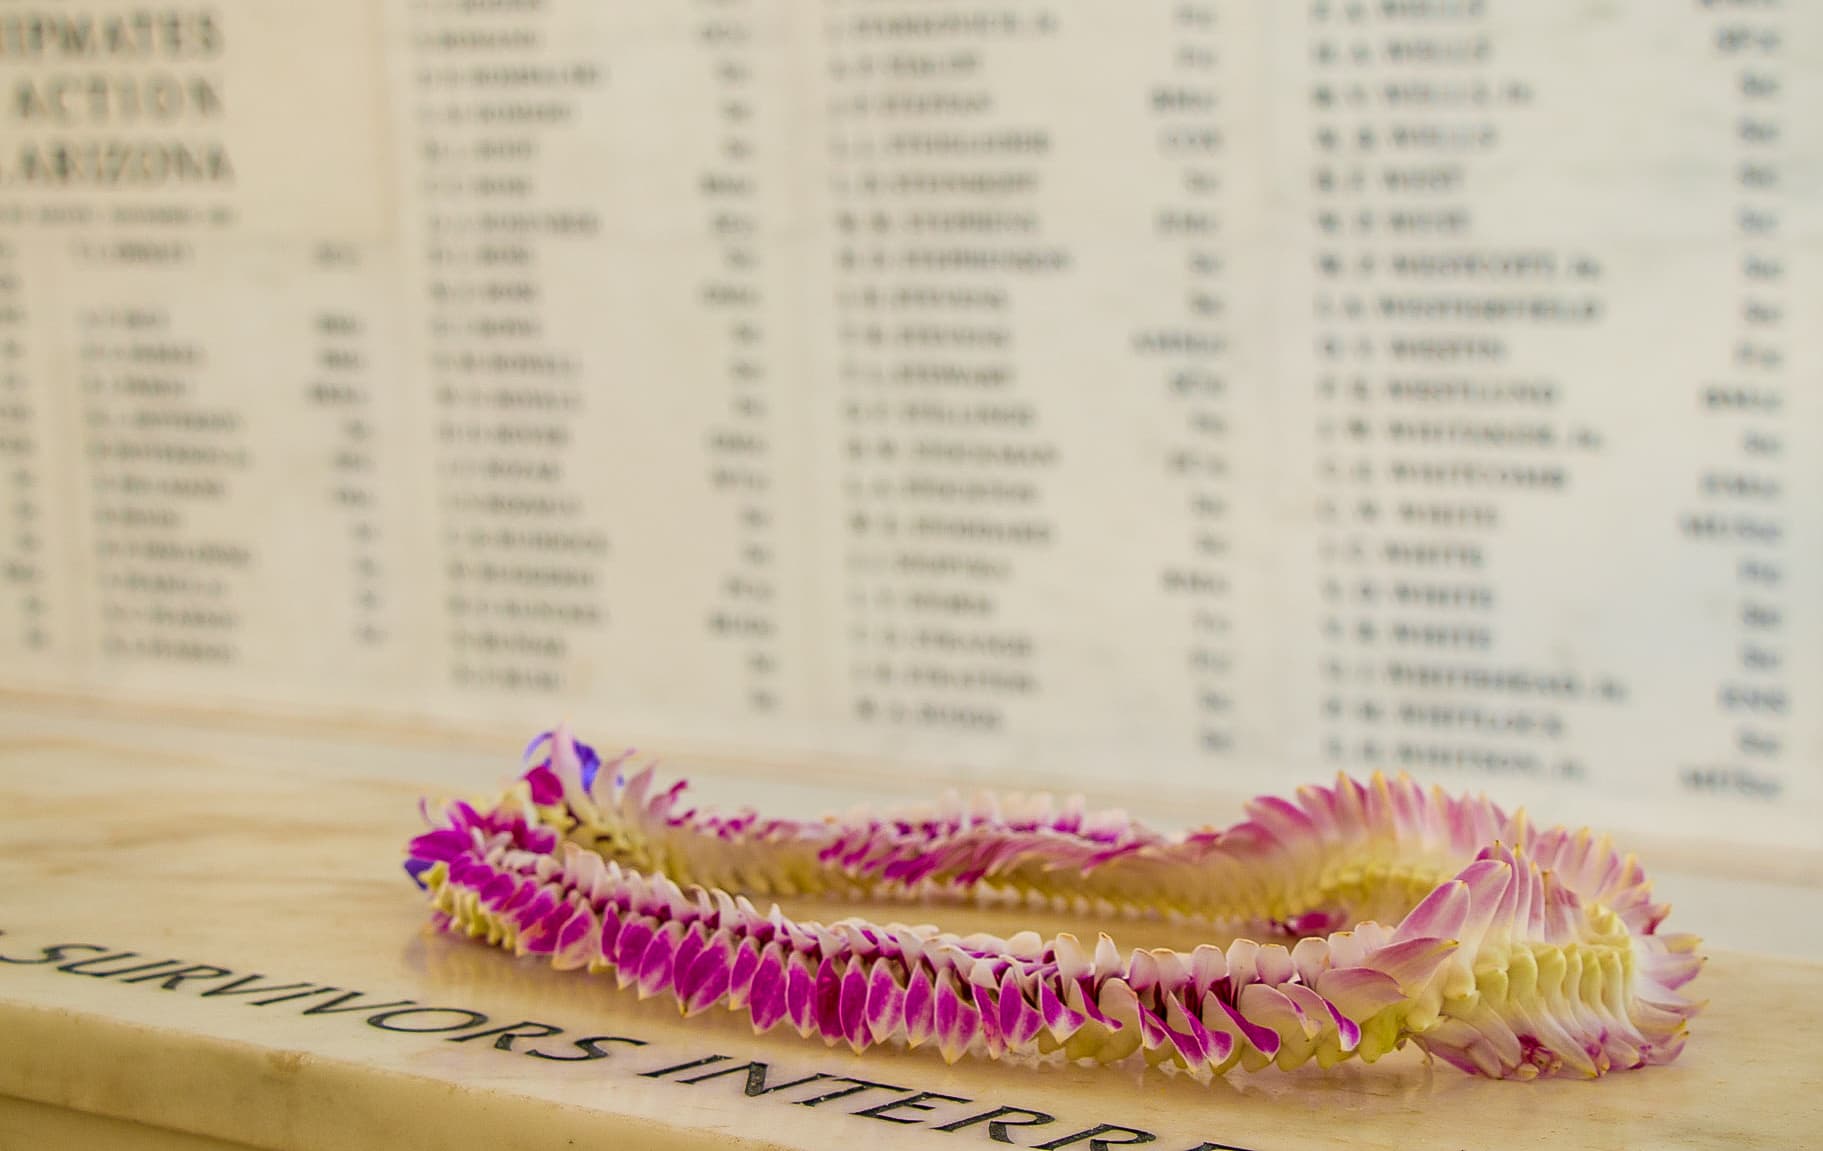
522,729 -> 554,766
577,740 -> 602,792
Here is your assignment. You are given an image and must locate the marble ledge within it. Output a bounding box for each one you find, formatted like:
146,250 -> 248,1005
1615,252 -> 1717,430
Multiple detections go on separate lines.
0,721 -> 1818,1151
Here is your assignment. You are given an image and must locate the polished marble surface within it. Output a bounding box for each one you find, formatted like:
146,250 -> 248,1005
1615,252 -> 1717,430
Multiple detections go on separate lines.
0,710 -> 1817,1150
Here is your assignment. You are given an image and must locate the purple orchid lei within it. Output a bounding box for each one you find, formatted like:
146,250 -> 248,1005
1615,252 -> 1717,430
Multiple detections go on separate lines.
403,725 -> 1702,1080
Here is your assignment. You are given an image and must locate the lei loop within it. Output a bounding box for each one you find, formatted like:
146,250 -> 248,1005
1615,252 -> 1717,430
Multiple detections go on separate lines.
405,724 -> 1701,1080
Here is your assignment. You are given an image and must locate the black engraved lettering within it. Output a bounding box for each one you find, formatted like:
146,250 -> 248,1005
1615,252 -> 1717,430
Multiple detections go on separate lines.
638,1054 -> 732,1078
525,1035 -> 647,1062
201,976 -> 320,1000
119,963 -> 233,989
0,941 -> 108,965
794,1077 -> 907,1107
934,1106 -> 1058,1143
447,1019 -> 565,1051
854,1091 -> 973,1124
301,990 -> 417,1016
365,1007 -> 491,1033
1035,1125 -> 1158,1150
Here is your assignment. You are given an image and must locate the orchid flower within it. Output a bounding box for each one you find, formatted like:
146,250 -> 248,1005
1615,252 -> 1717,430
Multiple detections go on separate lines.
403,725 -> 1701,1080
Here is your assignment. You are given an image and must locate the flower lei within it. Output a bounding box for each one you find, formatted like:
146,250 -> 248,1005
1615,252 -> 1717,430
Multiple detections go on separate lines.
403,725 -> 1701,1080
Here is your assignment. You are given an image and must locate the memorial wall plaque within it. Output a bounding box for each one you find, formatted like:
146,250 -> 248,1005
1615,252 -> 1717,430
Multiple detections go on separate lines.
0,1 -> 1816,852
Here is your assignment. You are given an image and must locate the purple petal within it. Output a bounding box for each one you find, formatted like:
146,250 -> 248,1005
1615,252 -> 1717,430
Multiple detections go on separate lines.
514,889 -> 558,932
480,873 -> 515,908
1134,1002 -> 1173,1053
839,960 -> 870,1050
903,968 -> 936,1048
1313,967 -> 1405,1022
683,941 -> 734,1017
1214,994 -> 1281,1057
727,938 -> 762,1009
998,972 -> 1042,1050
525,765 -> 563,806
672,927 -> 708,996
864,959 -> 906,1043
614,917 -> 656,987
1322,997 -> 1361,1050
552,907 -> 597,970
785,953 -> 818,1037
598,903 -> 623,965
1161,996 -> 1215,1065
522,901 -> 576,955
671,928 -> 711,1003
637,922 -> 683,998
974,982 -> 1005,1058
1038,979 -> 1086,1041
934,974 -> 980,1063
748,946 -> 789,1033
1394,880 -> 1471,944
407,829 -> 470,862
814,956 -> 845,1043
1364,937 -> 1458,993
